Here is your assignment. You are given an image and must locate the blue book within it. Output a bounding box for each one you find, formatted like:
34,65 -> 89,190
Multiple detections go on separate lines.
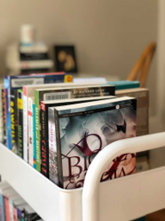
4,73 -> 72,150
107,80 -> 140,90
33,103 -> 36,169
0,193 -> 5,221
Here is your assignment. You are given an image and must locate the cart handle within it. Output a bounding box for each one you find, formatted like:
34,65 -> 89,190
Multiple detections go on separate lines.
82,132 -> 165,221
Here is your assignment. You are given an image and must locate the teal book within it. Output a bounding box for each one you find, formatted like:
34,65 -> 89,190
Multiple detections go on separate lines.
107,80 -> 140,90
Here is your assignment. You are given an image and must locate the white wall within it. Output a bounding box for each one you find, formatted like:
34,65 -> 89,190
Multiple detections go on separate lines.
0,0 -> 158,115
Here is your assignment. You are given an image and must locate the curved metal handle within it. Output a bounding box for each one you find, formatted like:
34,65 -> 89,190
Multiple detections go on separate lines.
82,132 -> 165,221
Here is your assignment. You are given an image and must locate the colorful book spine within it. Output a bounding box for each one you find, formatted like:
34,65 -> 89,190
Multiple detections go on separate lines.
0,193 -> 5,221
4,197 -> 10,221
48,108 -> 58,184
13,206 -> 17,221
9,199 -> 14,221
10,90 -> 18,154
28,97 -> 33,166
1,89 -> 6,145
35,91 -> 40,171
33,103 -> 36,169
40,102 -> 48,177
17,90 -> 23,158
23,88 -> 28,162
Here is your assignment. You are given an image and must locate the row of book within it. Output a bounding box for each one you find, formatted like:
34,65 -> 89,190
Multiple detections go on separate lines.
0,73 -> 149,189
0,193 -> 42,221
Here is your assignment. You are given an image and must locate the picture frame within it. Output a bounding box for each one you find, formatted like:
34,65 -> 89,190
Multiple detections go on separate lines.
54,45 -> 78,73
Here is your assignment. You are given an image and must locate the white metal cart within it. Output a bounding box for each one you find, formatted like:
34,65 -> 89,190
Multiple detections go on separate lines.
0,132 -> 165,221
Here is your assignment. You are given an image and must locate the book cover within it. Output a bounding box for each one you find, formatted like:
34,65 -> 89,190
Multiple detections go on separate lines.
41,96 -> 114,178
22,73 -> 72,162
4,73 -> 72,151
53,97 -> 136,189
18,90 -> 24,158
36,85 -> 115,172
10,90 -> 19,154
33,103 -> 36,169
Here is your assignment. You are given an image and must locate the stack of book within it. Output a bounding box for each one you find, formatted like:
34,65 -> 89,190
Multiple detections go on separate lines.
6,43 -> 54,75
1,75 -> 150,189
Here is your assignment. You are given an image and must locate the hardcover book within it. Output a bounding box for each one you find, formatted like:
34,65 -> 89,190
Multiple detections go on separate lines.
49,97 -> 136,189
4,72 -> 72,151
36,85 -> 115,172
40,96 -> 114,177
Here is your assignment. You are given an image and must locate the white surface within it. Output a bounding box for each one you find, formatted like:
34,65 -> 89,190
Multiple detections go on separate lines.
83,132 -> 165,221
0,133 -> 165,221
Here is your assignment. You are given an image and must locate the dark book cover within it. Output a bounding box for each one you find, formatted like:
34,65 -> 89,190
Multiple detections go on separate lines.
10,89 -> 19,154
54,98 -> 137,189
18,90 -> 23,158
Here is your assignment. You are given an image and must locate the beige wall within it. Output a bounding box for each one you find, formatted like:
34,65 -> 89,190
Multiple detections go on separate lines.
0,0 -> 158,115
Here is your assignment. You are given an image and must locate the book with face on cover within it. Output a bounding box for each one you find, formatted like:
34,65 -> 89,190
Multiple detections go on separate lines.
49,96 -> 137,189
40,95 -> 114,178
35,85 -> 115,172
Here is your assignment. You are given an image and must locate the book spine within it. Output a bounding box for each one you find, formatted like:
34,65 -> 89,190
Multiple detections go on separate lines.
35,90 -> 41,172
13,207 -> 17,221
54,109 -> 63,188
9,199 -> 14,221
48,108 -> 59,185
0,194 -> 5,221
23,87 -> 28,162
5,76 -> 12,149
17,92 -> 23,158
10,90 -> 18,154
28,97 -> 33,166
1,89 -> 6,144
4,197 -> 10,221
40,102 -> 48,177
4,89 -> 8,147
33,103 -> 36,169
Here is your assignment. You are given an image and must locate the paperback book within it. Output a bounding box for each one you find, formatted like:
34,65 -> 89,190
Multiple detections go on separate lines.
49,96 -> 137,189
40,96 -> 114,177
35,85 -> 115,172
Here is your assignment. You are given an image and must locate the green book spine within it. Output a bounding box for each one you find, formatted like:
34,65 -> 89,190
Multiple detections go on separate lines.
35,90 -> 41,172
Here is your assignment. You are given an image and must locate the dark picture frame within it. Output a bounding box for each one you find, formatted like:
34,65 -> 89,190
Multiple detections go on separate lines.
54,45 -> 78,73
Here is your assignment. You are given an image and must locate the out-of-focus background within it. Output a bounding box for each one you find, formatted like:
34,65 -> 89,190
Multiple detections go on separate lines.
0,0 -> 161,126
